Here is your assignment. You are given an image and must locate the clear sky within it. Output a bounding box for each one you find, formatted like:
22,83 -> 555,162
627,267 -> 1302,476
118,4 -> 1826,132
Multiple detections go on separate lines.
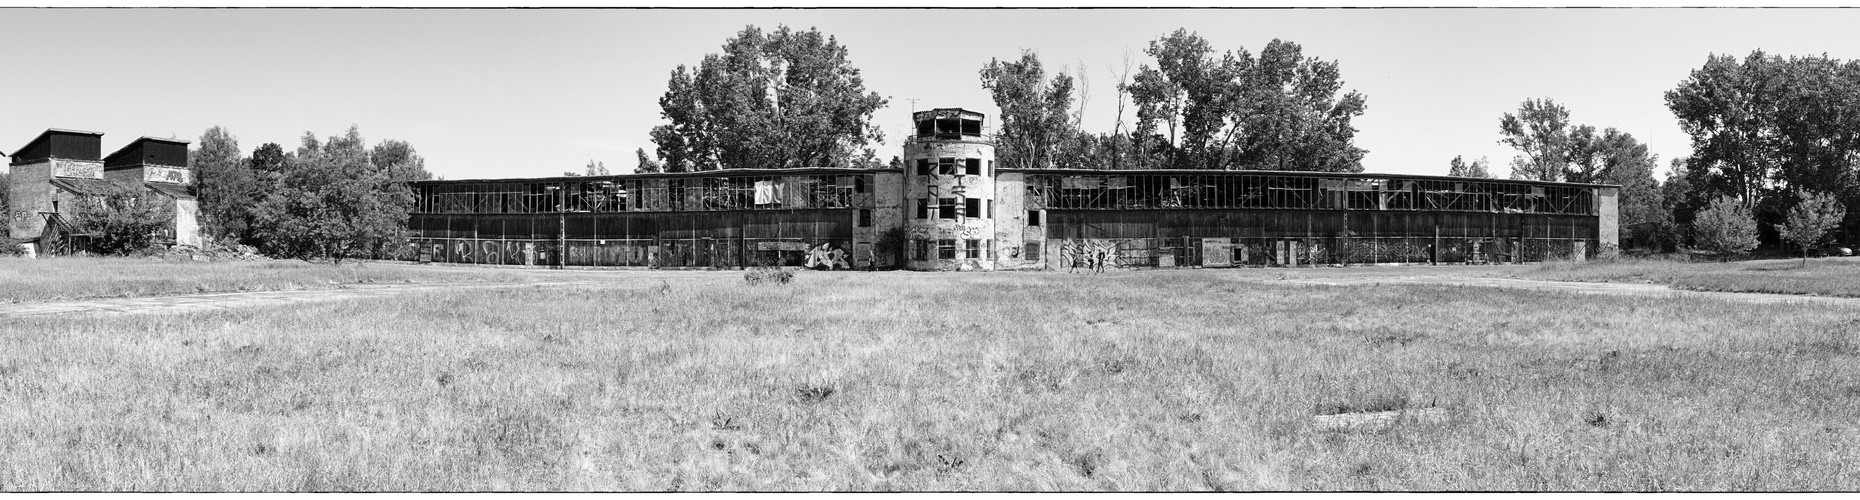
5,8 -> 1859,181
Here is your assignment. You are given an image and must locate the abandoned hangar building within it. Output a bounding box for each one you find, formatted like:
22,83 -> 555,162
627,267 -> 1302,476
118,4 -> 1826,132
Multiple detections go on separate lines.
404,108 -> 1620,271
6,129 -> 201,255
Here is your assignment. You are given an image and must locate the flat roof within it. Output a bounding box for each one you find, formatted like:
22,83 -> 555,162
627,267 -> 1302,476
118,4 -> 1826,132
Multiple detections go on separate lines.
412,167 -> 896,186
12,128 -> 104,161
998,168 -> 1621,189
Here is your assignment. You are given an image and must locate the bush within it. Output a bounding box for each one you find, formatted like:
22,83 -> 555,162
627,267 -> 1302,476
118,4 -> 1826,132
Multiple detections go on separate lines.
743,267 -> 794,285
73,183 -> 175,256
1692,195 -> 1759,260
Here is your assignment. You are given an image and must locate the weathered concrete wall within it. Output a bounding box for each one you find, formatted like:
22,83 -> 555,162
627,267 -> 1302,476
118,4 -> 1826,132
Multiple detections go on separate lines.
902,138 -> 995,271
1596,186 -> 1620,252
868,170 -> 905,268
992,171 -> 1044,271
105,165 -> 193,185
9,161 -> 52,240
174,198 -> 202,248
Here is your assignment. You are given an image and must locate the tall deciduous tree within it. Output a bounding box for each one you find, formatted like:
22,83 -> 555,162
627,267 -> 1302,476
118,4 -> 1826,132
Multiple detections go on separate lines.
650,25 -> 889,171
250,126 -> 415,263
585,160 -> 610,176
1777,190 -> 1846,266
1123,30 -> 1367,171
1448,155 -> 1492,178
980,50 -> 1076,170
1499,97 -> 1574,182
371,139 -> 431,183
192,126 -> 258,245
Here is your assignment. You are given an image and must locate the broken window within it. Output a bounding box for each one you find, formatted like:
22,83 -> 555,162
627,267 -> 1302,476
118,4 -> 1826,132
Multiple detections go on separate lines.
965,239 -> 981,259
917,159 -> 931,176
965,198 -> 982,218
913,239 -> 929,260
1027,210 -> 1042,226
858,209 -> 872,227
960,118 -> 982,136
938,239 -> 956,259
917,199 -> 930,219
938,198 -> 957,219
937,158 -> 956,176
855,176 -> 866,193
965,158 -> 981,176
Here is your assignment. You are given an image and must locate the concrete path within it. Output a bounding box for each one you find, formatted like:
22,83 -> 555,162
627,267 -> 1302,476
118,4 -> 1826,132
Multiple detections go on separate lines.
0,280 -> 634,318
1275,274 -> 1860,308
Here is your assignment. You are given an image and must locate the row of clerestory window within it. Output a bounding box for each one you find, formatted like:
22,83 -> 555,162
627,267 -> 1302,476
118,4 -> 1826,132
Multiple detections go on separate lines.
916,197 -> 991,219
915,158 -> 989,177
912,239 -> 994,260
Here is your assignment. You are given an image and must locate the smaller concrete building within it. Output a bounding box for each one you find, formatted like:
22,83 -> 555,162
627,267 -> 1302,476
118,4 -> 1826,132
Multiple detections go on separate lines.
7,128 -> 201,255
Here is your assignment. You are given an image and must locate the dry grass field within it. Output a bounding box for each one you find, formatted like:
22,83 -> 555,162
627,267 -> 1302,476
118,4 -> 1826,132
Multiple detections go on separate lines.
0,258 -> 538,303
1525,256 -> 1860,297
5,260 -> 1860,491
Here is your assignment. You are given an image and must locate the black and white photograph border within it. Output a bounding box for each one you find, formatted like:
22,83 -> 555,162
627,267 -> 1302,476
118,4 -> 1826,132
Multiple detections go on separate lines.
5,0 -> 1860,493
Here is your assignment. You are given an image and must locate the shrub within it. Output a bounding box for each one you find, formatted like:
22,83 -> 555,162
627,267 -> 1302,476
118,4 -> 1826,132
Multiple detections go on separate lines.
743,267 -> 794,285
73,183 -> 175,256
1692,195 -> 1759,260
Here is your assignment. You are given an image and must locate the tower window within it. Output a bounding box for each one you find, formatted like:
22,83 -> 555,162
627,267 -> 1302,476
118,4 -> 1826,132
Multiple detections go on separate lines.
858,209 -> 872,227
1028,210 -> 1042,226
938,198 -> 958,219
917,199 -> 930,219
937,158 -> 956,176
965,239 -> 981,259
965,158 -> 981,176
938,239 -> 957,259
916,159 -> 931,176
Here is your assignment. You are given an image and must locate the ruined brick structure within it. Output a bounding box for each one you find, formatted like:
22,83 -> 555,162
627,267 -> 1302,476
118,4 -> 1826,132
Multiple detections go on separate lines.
7,129 -> 201,255
402,108 -> 1621,270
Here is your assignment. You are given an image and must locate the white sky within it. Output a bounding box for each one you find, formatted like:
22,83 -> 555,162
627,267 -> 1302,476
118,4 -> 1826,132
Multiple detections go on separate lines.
4,7 -> 1859,180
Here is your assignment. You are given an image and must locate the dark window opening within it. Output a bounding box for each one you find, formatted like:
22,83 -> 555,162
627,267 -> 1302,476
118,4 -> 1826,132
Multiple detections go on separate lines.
965,158 -> 982,176
917,199 -> 930,219
936,118 -> 961,138
965,239 -> 981,259
938,198 -> 957,219
1028,210 -> 1042,226
937,158 -> 956,176
1025,242 -> 1042,260
916,159 -> 931,176
960,118 -> 982,136
913,240 -> 929,260
916,120 -> 935,138
855,176 -> 866,193
986,200 -> 993,219
858,209 -> 872,227
965,198 -> 982,218
938,239 -> 957,259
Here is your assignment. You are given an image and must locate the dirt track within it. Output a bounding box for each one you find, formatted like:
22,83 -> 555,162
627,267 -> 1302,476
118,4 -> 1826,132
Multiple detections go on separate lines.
1270,273 -> 1860,308
6,263 -> 1859,318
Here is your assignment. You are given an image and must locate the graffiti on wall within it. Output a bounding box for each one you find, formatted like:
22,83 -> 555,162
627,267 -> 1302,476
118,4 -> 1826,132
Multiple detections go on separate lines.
907,223 -> 989,241
804,243 -> 851,270
1059,239 -> 1125,273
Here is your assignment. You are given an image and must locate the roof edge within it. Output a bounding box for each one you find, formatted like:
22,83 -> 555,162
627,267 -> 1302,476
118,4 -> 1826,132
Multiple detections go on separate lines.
995,168 -> 1622,189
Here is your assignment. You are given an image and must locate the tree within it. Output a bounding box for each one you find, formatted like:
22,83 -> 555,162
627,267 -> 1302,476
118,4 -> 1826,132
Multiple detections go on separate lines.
191,126 -> 258,245
586,159 -> 610,176
1777,190 -> 1846,266
650,25 -> 889,171
249,126 -> 415,263
371,139 -> 431,183
1499,97 -> 1574,182
73,183 -> 174,255
1123,30 -> 1367,171
1581,129 -> 1666,246
980,50 -> 1076,170
634,148 -> 664,174
1447,155 -> 1492,178
1692,195 -> 1760,260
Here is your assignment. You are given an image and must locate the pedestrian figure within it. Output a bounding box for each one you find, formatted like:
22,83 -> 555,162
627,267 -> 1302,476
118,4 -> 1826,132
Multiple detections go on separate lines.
1093,248 -> 1109,274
